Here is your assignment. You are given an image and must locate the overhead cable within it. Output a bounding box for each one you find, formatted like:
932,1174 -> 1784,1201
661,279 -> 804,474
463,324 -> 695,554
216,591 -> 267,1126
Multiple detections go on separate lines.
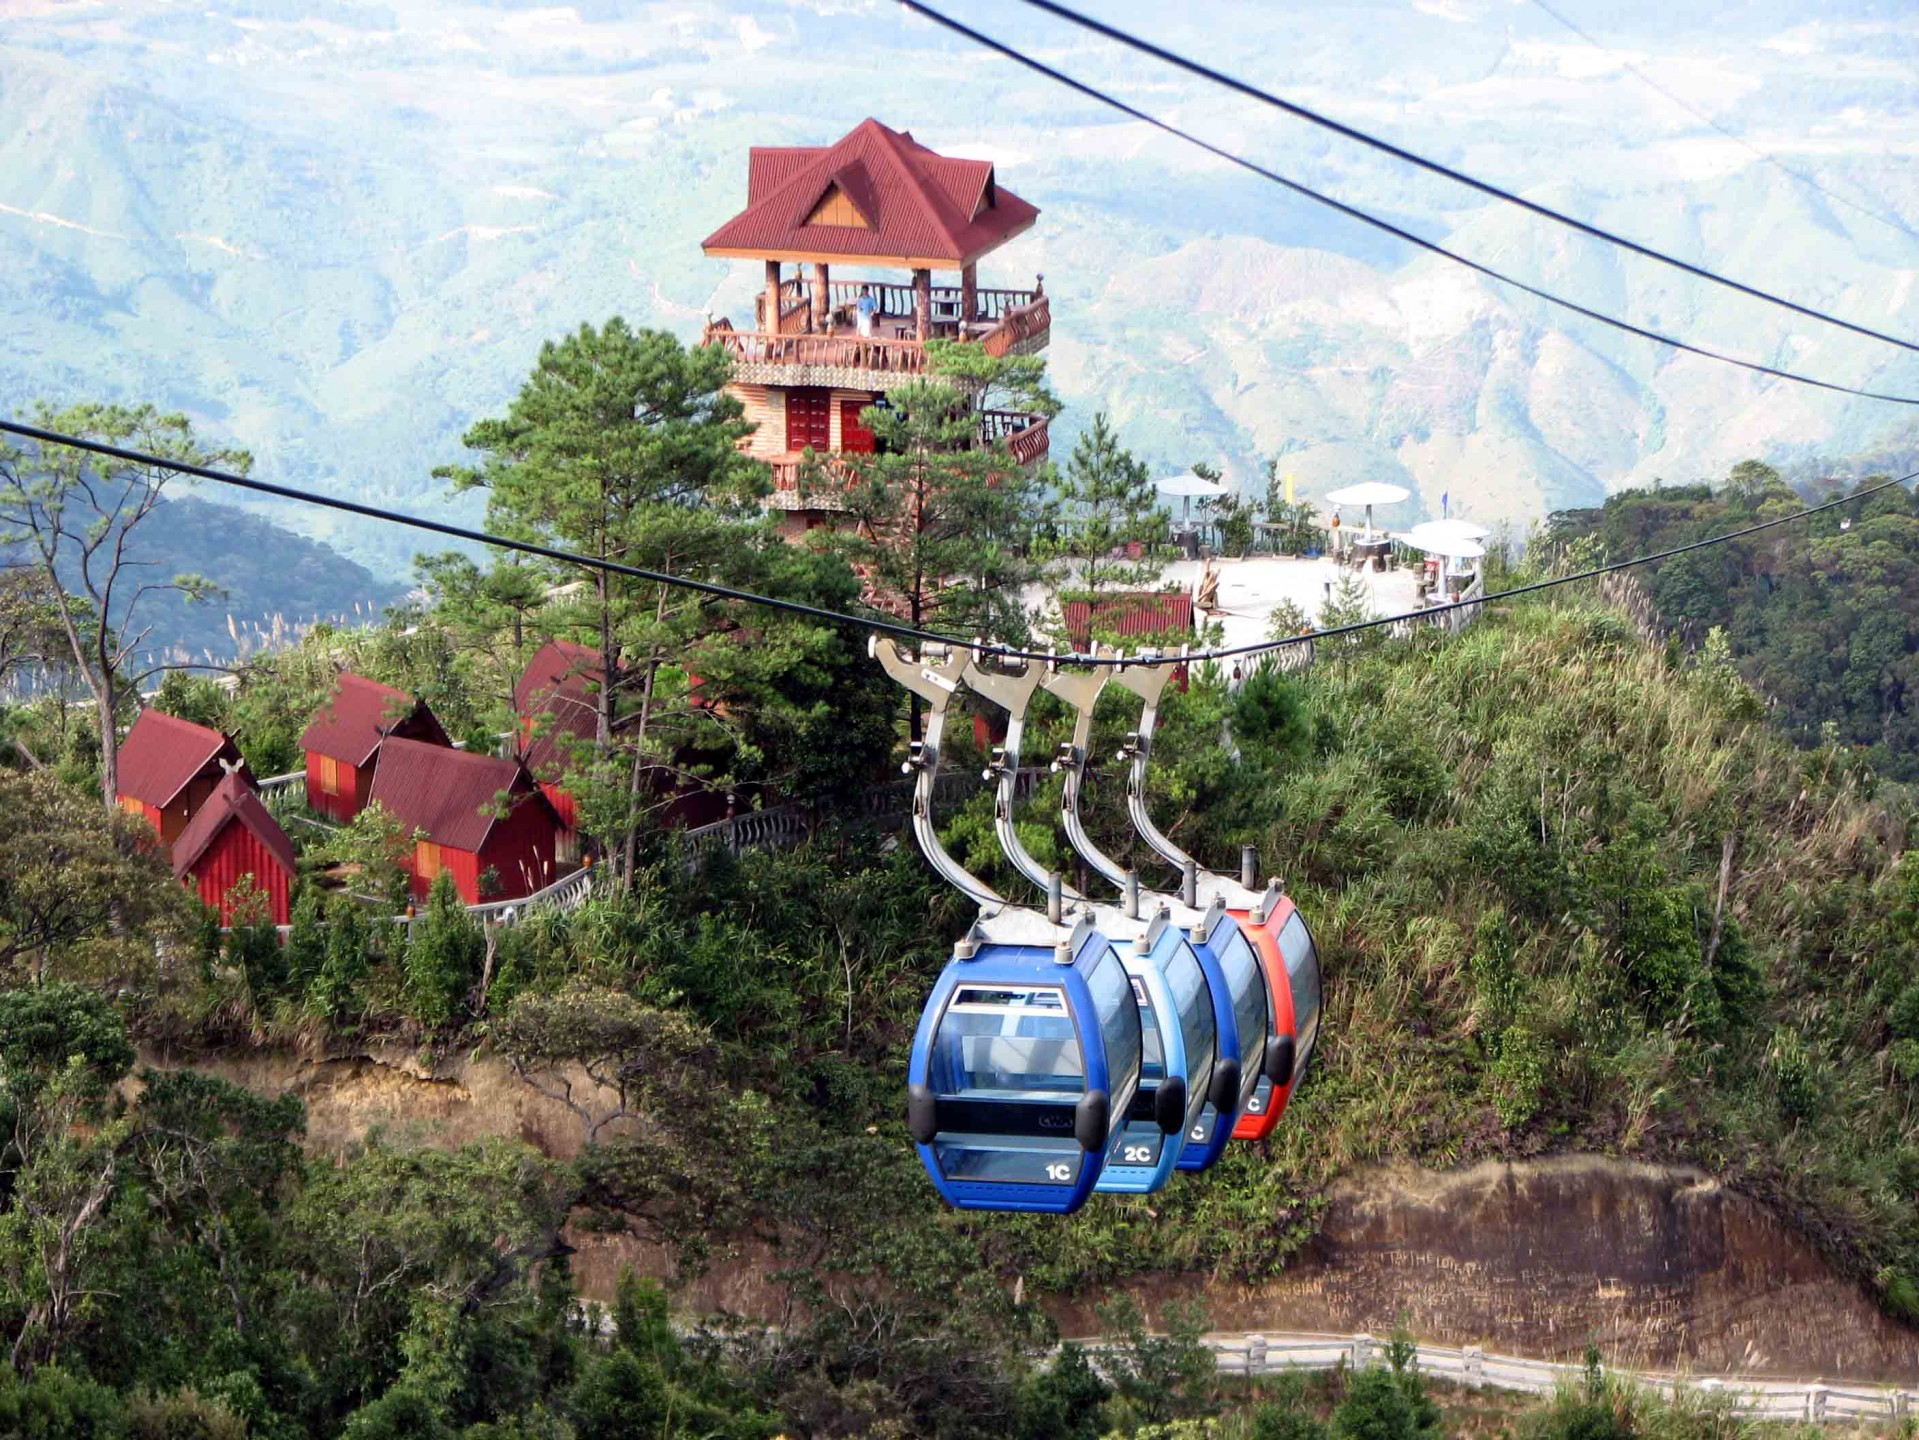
3,416 -> 1910,670
1526,0 -> 1919,247
1016,0 -> 1919,353
896,0 -> 1919,407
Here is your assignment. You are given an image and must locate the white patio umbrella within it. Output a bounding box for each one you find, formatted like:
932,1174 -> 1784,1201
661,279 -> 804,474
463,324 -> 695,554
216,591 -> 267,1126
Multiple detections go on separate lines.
1157,472 -> 1230,524
1409,517 -> 1490,544
1403,522 -> 1488,557
1324,481 -> 1411,539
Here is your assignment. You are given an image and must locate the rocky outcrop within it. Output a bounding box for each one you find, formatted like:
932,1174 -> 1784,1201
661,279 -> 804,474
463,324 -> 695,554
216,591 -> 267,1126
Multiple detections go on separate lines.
144,1046 -> 1919,1380
1052,1157 -> 1919,1382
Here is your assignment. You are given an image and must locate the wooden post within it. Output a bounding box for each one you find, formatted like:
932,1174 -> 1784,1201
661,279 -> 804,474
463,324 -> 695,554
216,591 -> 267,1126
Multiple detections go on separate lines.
960,261 -> 978,326
913,267 -> 932,340
810,262 -> 830,333
764,259 -> 782,334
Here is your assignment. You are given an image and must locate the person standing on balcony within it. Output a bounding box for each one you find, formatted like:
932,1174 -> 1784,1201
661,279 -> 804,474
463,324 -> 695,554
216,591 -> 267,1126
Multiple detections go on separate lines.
856,286 -> 878,338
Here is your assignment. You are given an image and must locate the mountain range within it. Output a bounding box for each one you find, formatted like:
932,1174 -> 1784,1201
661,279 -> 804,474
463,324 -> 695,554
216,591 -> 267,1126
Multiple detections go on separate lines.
4,0 -> 1918,583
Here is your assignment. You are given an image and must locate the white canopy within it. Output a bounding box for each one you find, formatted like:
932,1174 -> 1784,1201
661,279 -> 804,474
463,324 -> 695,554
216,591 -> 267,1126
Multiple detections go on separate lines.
1157,474 -> 1230,499
1324,481 -> 1411,508
1411,517 -> 1490,542
1402,525 -> 1486,560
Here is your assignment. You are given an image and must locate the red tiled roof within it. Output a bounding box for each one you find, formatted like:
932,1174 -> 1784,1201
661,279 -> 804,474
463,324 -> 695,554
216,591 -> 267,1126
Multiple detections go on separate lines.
171,770 -> 296,881
367,736 -> 554,854
514,640 -> 604,784
1061,592 -> 1196,652
299,672 -> 448,768
117,709 -> 245,808
703,118 -> 1039,268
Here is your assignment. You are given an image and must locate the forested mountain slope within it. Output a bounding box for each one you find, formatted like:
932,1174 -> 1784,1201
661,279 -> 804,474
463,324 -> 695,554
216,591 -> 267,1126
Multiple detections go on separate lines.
7,589 -> 1915,1435
1549,462 -> 1919,778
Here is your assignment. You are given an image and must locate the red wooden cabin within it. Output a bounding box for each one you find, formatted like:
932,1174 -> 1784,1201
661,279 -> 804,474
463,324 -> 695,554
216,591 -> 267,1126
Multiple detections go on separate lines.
171,771 -> 297,926
299,672 -> 451,822
368,736 -> 562,904
513,640 -> 603,843
1061,591 -> 1196,653
116,709 -> 252,848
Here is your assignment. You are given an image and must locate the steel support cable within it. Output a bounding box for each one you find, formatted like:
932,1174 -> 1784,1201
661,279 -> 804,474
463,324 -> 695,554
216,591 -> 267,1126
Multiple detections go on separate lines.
895,0 -> 1919,407
1016,0 -> 1919,352
1526,0 -> 1919,247
2,416 -> 1910,669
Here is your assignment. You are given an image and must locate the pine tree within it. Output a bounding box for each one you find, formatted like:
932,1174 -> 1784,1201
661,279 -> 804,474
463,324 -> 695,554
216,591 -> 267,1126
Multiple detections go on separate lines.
283,885 -> 327,997
308,894 -> 370,1023
404,872 -> 486,1028
1043,412 -> 1166,595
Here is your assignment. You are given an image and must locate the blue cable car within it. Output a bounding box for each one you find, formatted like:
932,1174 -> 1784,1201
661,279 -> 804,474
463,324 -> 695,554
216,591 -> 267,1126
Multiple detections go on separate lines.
1041,658 -> 1265,1178
907,913 -> 1143,1212
1175,897 -> 1270,1170
870,638 -> 1147,1213
1088,906 -> 1216,1192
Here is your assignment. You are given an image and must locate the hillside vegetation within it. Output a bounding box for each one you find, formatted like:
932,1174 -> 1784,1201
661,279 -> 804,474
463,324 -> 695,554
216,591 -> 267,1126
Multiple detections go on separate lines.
0,587 -> 1913,1437
1550,463 -> 1919,779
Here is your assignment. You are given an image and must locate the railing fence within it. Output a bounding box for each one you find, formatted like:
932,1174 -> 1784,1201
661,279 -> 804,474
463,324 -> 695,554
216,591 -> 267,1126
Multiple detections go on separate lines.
1187,1332 -> 1915,1427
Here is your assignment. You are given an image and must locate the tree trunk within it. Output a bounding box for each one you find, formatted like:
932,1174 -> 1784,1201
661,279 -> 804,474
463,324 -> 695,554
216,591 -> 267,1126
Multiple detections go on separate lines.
95,686 -> 118,808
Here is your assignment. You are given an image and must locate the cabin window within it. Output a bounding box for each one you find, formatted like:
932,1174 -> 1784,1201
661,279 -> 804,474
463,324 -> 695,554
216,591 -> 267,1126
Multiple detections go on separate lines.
415,840 -> 443,882
804,184 -> 869,229
315,754 -> 340,796
117,795 -> 145,819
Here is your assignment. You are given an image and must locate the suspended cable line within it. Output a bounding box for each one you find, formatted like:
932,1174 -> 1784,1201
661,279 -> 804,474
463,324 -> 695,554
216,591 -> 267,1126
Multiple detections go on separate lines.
1526,0 -> 1919,247
1014,0 -> 1919,354
3,416 -> 1910,670
896,0 -> 1919,407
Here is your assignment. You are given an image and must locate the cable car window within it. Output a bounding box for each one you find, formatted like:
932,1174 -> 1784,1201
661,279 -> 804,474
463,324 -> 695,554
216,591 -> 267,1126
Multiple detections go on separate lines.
1218,927 -> 1266,1074
930,987 -> 1081,1100
1088,949 -> 1142,1122
1166,946 -> 1215,1118
1279,913 -> 1322,1064
1133,974 -> 1165,1083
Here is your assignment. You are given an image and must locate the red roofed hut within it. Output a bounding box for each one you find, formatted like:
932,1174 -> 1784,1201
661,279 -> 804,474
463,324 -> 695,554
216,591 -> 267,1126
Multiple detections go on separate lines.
116,709 -> 252,847
172,771 -> 297,926
1061,591 -> 1196,653
300,673 -> 451,822
700,118 -> 1051,536
513,640 -> 603,851
368,736 -> 562,904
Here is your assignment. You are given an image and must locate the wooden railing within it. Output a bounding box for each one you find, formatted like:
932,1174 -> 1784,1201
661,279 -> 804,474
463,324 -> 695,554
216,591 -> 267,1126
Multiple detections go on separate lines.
703,325 -> 933,376
981,296 -> 1050,357
764,411 -> 1047,497
704,293 -> 1049,376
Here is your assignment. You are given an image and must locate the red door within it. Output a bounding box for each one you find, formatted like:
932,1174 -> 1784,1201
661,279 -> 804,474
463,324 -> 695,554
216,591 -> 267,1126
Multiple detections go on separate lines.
840,397 -> 876,454
785,389 -> 831,453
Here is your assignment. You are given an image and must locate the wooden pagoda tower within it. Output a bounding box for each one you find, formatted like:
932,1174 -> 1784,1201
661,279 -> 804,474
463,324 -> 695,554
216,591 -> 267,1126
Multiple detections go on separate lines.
701,118 -> 1052,534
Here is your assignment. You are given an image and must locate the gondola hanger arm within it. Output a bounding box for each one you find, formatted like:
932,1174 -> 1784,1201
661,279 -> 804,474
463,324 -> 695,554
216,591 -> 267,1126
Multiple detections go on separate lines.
869,636 -> 1004,911
1107,652 -> 1203,882
961,652 -> 1082,904
1041,650 -> 1131,893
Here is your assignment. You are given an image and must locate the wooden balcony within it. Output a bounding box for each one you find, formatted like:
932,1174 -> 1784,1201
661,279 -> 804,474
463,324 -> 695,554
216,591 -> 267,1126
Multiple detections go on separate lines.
708,292 -> 1050,389
762,411 -> 1049,508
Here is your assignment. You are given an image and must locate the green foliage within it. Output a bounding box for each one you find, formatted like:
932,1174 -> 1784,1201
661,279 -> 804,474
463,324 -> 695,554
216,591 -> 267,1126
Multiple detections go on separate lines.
404,874 -> 485,1028
314,804 -> 414,914
1012,1344 -> 1109,1440
0,771 -> 191,988
1042,412 -> 1168,594
1095,1295 -> 1216,1425
307,895 -> 373,1024
1550,463 -> 1919,777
